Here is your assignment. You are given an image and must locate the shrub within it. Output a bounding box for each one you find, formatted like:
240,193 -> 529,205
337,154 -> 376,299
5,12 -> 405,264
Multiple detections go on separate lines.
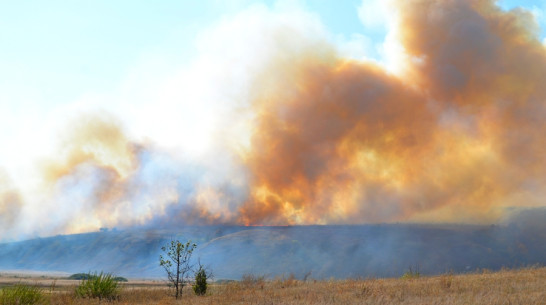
241,274 -> 265,288
440,272 -> 453,289
274,273 -> 298,288
68,273 -> 91,280
112,277 -> 128,282
69,273 -> 127,282
401,266 -> 421,279
74,272 -> 121,301
193,266 -> 207,296
0,284 -> 48,305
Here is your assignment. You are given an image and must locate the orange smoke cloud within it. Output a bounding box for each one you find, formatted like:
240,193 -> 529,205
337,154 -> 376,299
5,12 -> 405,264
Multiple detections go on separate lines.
238,0 -> 546,225
41,113 -> 139,221
35,113 -> 166,234
6,0 -> 545,239
0,171 -> 22,233
42,113 -> 138,183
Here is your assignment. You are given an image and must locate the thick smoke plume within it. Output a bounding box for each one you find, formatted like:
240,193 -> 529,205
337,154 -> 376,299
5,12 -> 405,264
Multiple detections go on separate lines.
239,0 -> 546,225
2,0 -> 546,239
0,171 -> 22,235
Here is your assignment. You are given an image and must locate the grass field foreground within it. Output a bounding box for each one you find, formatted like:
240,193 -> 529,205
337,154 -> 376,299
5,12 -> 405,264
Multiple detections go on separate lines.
3,267 -> 544,305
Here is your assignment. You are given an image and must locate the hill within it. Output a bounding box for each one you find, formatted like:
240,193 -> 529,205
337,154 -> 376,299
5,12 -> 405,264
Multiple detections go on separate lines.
0,220 -> 544,280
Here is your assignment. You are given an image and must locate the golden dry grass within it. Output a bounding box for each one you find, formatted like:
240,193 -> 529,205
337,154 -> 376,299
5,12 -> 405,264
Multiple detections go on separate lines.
3,267 -> 545,305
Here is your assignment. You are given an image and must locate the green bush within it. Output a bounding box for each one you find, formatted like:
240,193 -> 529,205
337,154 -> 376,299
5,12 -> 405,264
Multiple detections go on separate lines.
401,266 -> 421,279
68,273 -> 91,280
0,284 -> 48,305
74,272 -> 121,301
69,273 -> 128,282
193,266 -> 207,296
112,277 -> 128,282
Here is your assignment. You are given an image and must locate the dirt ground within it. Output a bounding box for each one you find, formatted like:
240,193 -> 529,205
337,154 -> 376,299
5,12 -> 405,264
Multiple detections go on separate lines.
0,270 -> 166,290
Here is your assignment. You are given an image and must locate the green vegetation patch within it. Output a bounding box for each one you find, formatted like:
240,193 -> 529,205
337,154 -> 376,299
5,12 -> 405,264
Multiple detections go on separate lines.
401,266 -> 421,279
0,284 -> 48,305
74,272 -> 122,301
69,273 -> 127,282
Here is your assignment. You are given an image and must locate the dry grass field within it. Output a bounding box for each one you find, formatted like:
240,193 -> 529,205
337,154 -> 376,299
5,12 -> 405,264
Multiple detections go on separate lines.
1,267 -> 544,305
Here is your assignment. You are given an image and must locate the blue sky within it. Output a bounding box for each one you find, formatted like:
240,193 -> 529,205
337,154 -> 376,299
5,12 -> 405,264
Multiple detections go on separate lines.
0,0 -> 367,109
1,0 -> 544,112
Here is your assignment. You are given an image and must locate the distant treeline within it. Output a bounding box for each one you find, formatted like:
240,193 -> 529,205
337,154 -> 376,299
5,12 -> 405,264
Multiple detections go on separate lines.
68,273 -> 128,282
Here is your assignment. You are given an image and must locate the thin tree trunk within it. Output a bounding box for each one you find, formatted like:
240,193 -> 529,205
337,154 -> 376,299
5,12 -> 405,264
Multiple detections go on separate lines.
176,256 -> 180,299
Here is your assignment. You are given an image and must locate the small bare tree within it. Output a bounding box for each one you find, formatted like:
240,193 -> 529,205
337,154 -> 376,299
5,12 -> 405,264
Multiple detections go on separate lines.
159,239 -> 196,299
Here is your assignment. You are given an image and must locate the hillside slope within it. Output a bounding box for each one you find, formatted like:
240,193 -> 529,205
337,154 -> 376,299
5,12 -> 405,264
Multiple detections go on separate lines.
0,222 -> 544,279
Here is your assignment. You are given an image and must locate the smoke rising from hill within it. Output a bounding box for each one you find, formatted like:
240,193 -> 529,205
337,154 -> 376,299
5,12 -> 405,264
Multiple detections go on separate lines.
2,0 -> 546,239
238,0 -> 546,225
